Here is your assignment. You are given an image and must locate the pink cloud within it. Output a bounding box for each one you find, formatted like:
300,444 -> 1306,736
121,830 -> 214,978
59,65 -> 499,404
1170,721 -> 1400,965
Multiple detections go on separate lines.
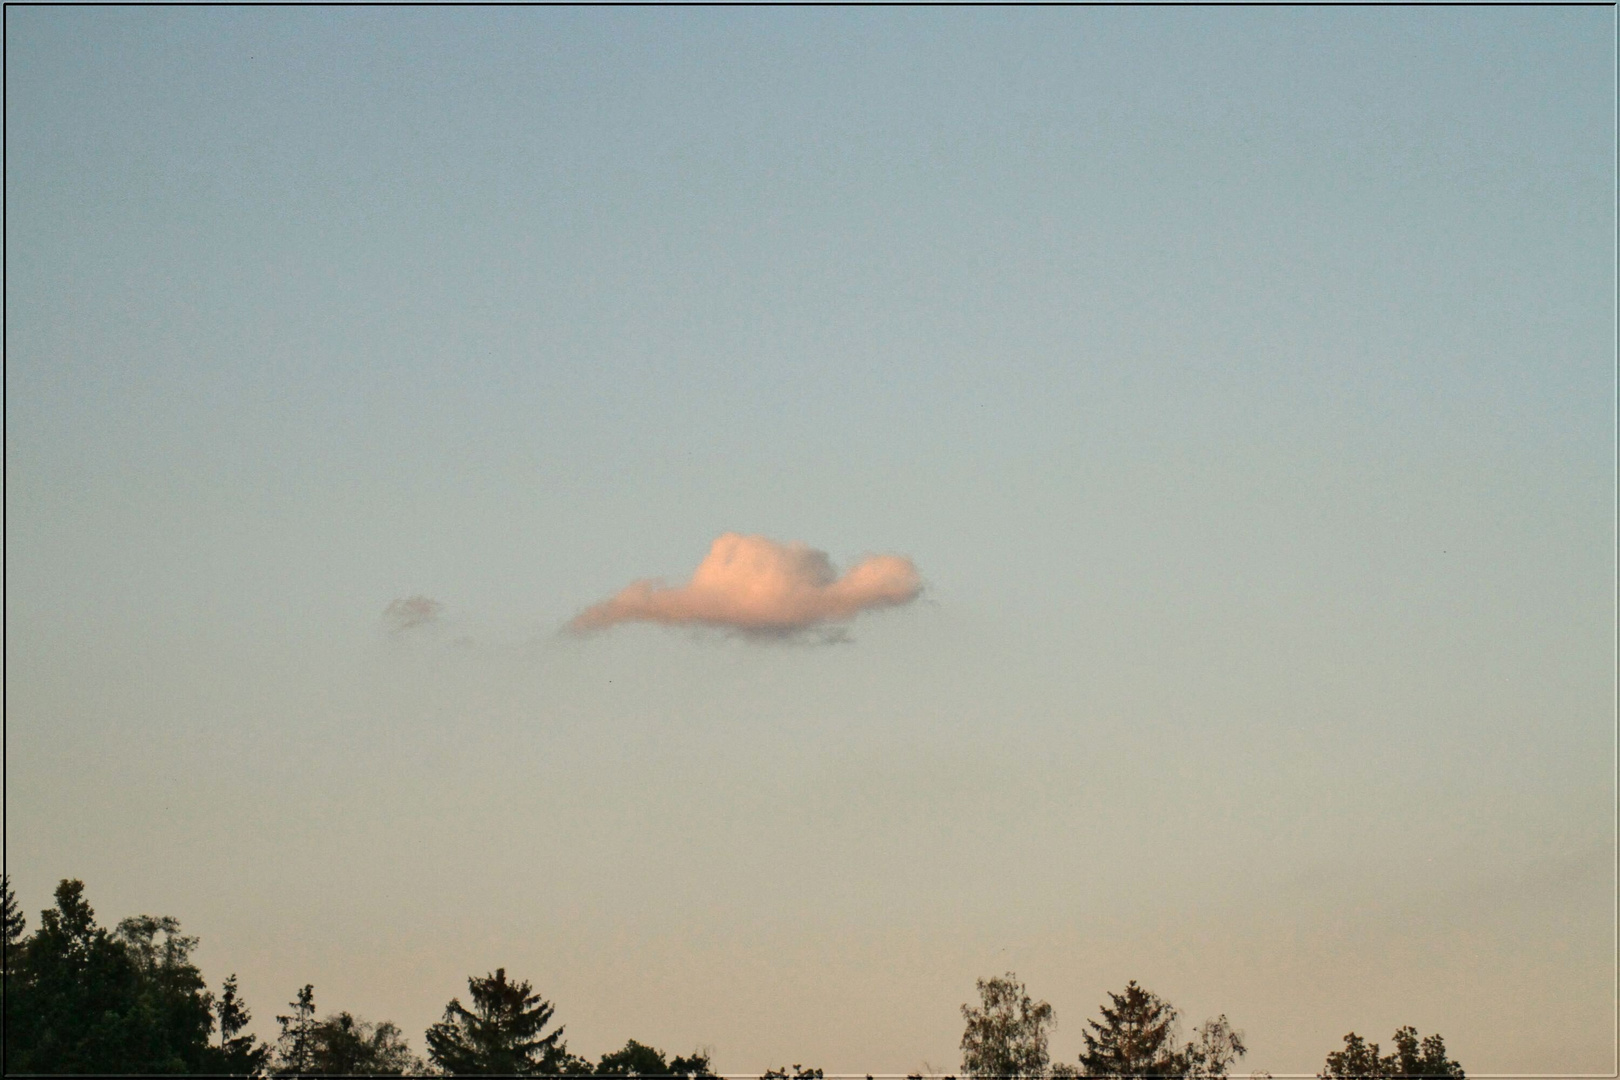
569,533 -> 922,636
383,595 -> 442,633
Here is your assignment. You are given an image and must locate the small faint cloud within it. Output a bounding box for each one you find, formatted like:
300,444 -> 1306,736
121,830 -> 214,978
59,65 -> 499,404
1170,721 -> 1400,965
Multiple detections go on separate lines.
568,533 -> 922,639
383,595 -> 443,634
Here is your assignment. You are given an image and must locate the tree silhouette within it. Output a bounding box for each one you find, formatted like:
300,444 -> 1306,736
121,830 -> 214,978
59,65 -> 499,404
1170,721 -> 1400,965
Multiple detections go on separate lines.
2,875 -> 23,1073
598,1039 -> 719,1078
212,973 -> 270,1075
961,973 -> 1055,1079
1183,1017 -> 1247,1080
1,876 -> 22,959
6,879 -> 217,1072
310,1010 -> 423,1074
275,983 -> 318,1074
667,1049 -> 721,1078
1076,981 -> 1183,1078
761,1066 -> 825,1080
425,967 -> 567,1074
1321,1028 -> 1464,1079
598,1039 -> 671,1076
111,914 -> 216,1071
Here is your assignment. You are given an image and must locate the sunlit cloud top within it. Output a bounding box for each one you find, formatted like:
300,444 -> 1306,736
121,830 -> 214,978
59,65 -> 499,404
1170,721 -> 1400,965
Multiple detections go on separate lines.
569,533 -> 922,636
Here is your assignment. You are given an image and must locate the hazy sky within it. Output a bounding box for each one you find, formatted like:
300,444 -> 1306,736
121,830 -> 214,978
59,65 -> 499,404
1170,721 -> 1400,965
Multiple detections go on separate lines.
5,7 -> 1614,1074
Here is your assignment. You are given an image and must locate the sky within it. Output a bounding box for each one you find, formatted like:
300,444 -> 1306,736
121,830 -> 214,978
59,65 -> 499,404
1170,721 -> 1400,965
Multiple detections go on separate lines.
4,6 -> 1615,1074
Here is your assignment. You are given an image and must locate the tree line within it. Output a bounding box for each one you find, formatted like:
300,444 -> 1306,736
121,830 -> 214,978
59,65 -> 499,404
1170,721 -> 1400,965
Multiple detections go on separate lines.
2,877 -> 1465,1077
955,974 -> 1462,1080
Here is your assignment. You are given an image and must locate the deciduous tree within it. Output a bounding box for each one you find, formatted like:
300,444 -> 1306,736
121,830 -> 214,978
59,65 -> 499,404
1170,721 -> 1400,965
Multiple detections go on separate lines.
598,1039 -> 718,1078
113,914 -> 216,1070
961,973 -> 1056,1079
311,1010 -> 424,1074
668,1049 -> 721,1078
6,879 -> 216,1073
1320,1028 -> 1464,1079
761,1065 -> 825,1080
1184,1016 -> 1247,1080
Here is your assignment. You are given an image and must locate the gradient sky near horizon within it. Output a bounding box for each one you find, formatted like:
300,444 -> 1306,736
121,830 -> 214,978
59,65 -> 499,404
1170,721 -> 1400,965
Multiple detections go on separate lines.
5,7 -> 1615,1074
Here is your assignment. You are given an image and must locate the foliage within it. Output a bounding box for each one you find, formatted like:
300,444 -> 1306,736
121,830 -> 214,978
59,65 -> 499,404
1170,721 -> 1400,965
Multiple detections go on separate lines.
112,914 -> 218,1070
1321,1029 -> 1464,1079
1076,981 -> 1183,1078
597,1039 -> 718,1078
667,1050 -> 721,1078
597,1038 -> 670,1076
425,967 -> 567,1074
275,983 -> 318,1074
2,875 -> 23,957
2,875 -> 23,1074
960,972 -> 1056,1079
761,1066 -> 825,1080
310,1010 -> 425,1074
1184,1017 -> 1247,1080
548,1048 -> 600,1076
4,879 -> 216,1073
5,871 -> 1461,1080
211,973 -> 271,1075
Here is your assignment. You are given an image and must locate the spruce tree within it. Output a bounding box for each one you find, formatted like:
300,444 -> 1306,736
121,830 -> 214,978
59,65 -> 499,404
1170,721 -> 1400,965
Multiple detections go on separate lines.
213,973 -> 271,1075
1076,981 -> 1184,1078
1,875 -> 23,960
425,967 -> 567,1074
1,875 -> 23,1075
275,983 -> 318,1074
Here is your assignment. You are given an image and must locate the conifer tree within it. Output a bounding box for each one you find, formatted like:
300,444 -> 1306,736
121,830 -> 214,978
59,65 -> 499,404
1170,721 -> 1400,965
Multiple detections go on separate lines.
1,875 -> 23,960
275,983 -> 318,1074
425,967 -> 567,1074
1,875 -> 22,1075
1076,981 -> 1183,1078
213,973 -> 271,1075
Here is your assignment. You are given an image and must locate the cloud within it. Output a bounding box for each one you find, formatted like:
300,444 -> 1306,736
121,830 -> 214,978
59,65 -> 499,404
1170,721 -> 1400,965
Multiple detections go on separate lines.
383,595 -> 443,633
569,533 -> 922,637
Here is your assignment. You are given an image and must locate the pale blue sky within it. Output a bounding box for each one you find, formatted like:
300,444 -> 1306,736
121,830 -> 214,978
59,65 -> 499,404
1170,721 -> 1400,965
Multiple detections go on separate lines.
6,7 -> 1615,1073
